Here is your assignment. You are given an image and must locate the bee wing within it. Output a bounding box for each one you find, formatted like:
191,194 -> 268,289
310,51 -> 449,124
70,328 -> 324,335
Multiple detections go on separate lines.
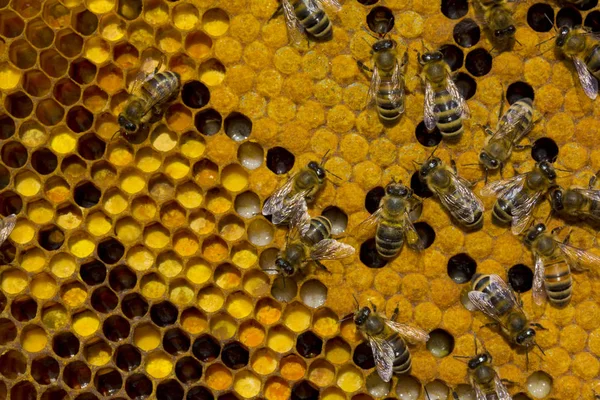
532,253 -> 547,306
573,57 -> 598,100
472,382 -> 487,400
469,274 -> 519,321
262,175 -> 296,216
447,75 -> 470,120
385,320 -> 430,343
573,188 -> 600,202
368,335 -> 395,383
468,290 -> 503,323
282,0 -> 306,46
0,214 -> 17,247
310,238 -> 355,260
289,199 -> 312,239
366,64 -> 381,108
497,104 -> 534,144
480,173 -> 526,198
316,0 -> 342,12
129,57 -> 158,94
557,241 -> 600,273
435,173 -> 484,224
493,374 -> 512,400
424,81 -> 437,131
390,62 -> 405,113
403,213 -> 424,251
353,207 -> 382,237
511,190 -> 541,235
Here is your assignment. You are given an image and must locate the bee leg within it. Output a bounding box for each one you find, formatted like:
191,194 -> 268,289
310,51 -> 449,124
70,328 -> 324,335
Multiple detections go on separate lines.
314,260 -> 331,274
551,225 -> 566,237
514,144 -> 532,150
370,302 -> 377,312
589,171 -> 599,189
482,322 -> 500,330
501,379 -> 517,386
451,159 -> 458,174
356,60 -> 373,73
530,322 -> 547,330
391,304 -> 399,321
269,4 -> 284,21
401,51 -> 409,68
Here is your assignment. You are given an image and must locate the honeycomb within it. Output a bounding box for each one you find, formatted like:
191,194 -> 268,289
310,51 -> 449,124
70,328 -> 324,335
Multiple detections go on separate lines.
1,0 -> 600,399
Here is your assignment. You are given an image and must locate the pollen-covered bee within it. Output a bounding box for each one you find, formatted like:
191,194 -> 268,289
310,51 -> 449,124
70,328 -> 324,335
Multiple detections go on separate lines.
273,202 -> 355,278
479,97 -> 535,177
117,58 -> 181,139
352,303 -> 429,382
419,157 -> 484,230
0,214 -> 16,247
468,274 -> 544,362
274,0 -> 341,45
481,161 -> 557,234
554,25 -> 599,100
262,158 -> 328,225
524,223 -> 600,307
474,0 -> 517,51
357,180 -> 423,258
549,171 -> 600,222
418,49 -> 470,140
357,32 -> 408,123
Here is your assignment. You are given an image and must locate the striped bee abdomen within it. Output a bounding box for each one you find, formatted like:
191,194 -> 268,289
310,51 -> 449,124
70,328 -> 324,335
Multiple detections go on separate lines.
585,44 -> 600,79
472,274 -> 512,316
388,334 -> 411,375
375,222 -> 404,258
433,90 -> 463,138
502,98 -> 534,139
303,216 -> 332,246
142,71 -> 181,105
294,0 -> 333,39
376,80 -> 404,122
544,261 -> 572,307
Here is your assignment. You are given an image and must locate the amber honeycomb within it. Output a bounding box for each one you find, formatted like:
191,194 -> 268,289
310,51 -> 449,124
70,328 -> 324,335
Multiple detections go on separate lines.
1,0 -> 600,398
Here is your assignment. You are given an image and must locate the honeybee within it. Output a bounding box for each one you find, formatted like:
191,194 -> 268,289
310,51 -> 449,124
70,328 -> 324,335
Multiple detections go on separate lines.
419,156 -> 484,230
357,32 -> 408,123
479,97 -> 535,177
352,302 -> 429,382
117,58 -> 181,139
554,25 -> 599,100
418,49 -> 470,140
468,274 -> 544,362
474,0 -> 517,51
523,223 -> 600,307
0,214 -> 16,247
549,171 -> 600,222
357,180 -> 423,258
481,161 -> 557,234
274,202 -> 355,278
275,0 -> 341,45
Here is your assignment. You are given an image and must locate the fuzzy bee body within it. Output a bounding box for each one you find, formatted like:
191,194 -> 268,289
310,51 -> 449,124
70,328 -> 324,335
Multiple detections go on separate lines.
475,0 -> 516,50
555,26 -> 600,99
279,0 -> 340,44
463,351 -> 512,400
550,179 -> 600,222
303,216 -> 332,246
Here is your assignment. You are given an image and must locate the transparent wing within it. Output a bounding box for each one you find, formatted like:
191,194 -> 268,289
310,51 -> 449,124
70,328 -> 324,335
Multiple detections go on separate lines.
272,191 -> 310,226
447,76 -> 470,120
289,199 -> 312,240
424,81 -> 437,131
532,253 -> 546,306
129,57 -> 158,95
480,173 -> 526,198
316,0 -> 342,12
435,173 -> 484,224
511,190 -> 541,235
0,214 -> 17,247
262,176 -> 296,216
557,241 -> 600,273
494,375 -> 512,400
368,335 -> 395,383
353,207 -> 382,238
488,274 -> 520,309
403,213 -> 424,251
573,188 -> 600,202
367,65 -> 381,109
385,320 -> 429,343
468,290 -> 503,323
389,62 -> 405,112
573,57 -> 598,100
282,0 -> 306,46
496,102 -> 534,143
472,382 -> 487,400
469,274 -> 519,321
310,238 -> 355,260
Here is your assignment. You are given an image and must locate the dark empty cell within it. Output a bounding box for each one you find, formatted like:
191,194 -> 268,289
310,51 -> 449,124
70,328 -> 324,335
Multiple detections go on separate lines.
410,171 -> 433,198
192,335 -> 221,362
11,381 -> 37,400
1,141 -> 27,168
0,11 -> 24,37
67,106 -> 94,133
453,18 -> 480,48
74,181 -> 101,208
0,318 -> 17,344
527,3 -> 555,32
195,108 -> 222,136
0,191 -> 22,216
217,394 -> 241,400
175,356 -> 202,384
182,81 -> 210,108
506,81 -> 534,104
126,373 -> 153,400
365,186 -> 385,214
358,0 -> 379,4
27,19 -> 55,48
266,146 -> 295,174
74,394 -> 99,400
187,386 -> 214,400
359,238 -> 388,268
63,361 -> 91,389
453,72 -> 477,100
584,10 -> 600,32
70,58 -> 97,84
32,148 -> 58,175
415,121 -> 443,147
91,286 -> 119,313
224,112 -> 252,141
156,380 -> 184,400
296,331 -> 323,358
36,99 -> 65,126
109,265 -> 137,292
53,78 -> 81,106
508,264 -> 534,293
0,115 -> 15,139
0,291 -> 5,312
103,315 -> 131,342
118,0 -> 143,19
366,6 -> 394,34
115,344 -> 142,372
0,165 -> 9,190
465,48 -> 492,77
426,329 -> 455,357
447,253 -> 477,283
78,133 -> 106,160
292,381 -> 319,400
40,49 -> 68,78
94,369 -> 123,396
150,301 -> 179,327
414,222 -> 435,249
556,6 -> 582,28
38,225 -> 65,251
56,31 -> 83,57
221,342 -> 249,369
5,91 -> 33,119
121,293 -> 149,320
163,328 -> 191,355
74,9 -> 98,35
531,137 -> 559,163
98,238 -> 125,264
31,356 -> 60,385
52,332 -> 80,358
0,241 -> 15,265
11,296 -> 37,321
80,260 -> 107,286
441,0 -> 468,19
23,70 -> 52,97
0,350 -> 27,378
353,341 -> 375,369
40,387 -> 69,400
440,44 -> 464,71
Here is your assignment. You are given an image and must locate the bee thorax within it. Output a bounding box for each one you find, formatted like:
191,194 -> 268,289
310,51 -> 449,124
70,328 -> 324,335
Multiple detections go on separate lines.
473,365 -> 495,385
365,315 -> 385,335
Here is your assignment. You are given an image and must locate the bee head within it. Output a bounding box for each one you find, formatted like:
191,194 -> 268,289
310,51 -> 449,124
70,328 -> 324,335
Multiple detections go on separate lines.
494,25 -> 516,38
549,186 -> 564,211
556,26 -> 570,47
419,157 -> 440,177
386,182 -> 410,197
307,161 -> 326,181
275,258 -> 294,276
479,151 -> 500,170
468,352 -> 491,370
524,223 -> 546,245
118,115 -> 138,133
372,39 -> 396,53
419,51 -> 443,65
516,328 -> 537,347
538,161 -> 556,181
353,306 -> 371,326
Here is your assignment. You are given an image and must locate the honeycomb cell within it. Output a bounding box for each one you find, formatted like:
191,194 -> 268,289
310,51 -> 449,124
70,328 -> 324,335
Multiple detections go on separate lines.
37,224 -> 64,251
527,371 -> 553,398
359,238 -> 388,269
67,105 -> 94,133
172,3 -> 199,31
0,318 -> 17,345
585,10 -> 600,31
441,0 -> 468,19
56,29 -> 84,58
72,308 -> 101,337
151,125 -> 178,152
427,328 -> 455,357
49,252 -> 77,279
508,263 -> 533,293
196,108 -> 223,136
5,91 -> 33,119
23,69 -> 52,98
26,20 -> 53,51
415,121 -> 443,147
36,99 -> 65,127
447,253 -> 477,283
132,323 -> 160,352
292,381 -> 320,399
395,375 -> 421,399
31,356 -> 60,385
187,386 -> 214,400
125,373 -> 153,400
15,170 -> 41,197
225,112 -> 252,141
103,315 -> 130,342
61,154 -> 87,180
112,43 -> 138,69
84,338 -> 112,366
185,31 -> 212,60
454,72 -> 476,100
115,344 -> 142,372
0,62 -> 21,91
0,115 -> 15,142
199,58 -> 226,86
0,10 -> 24,38
31,148 -> 58,176
145,351 -> 174,380
210,312 -> 237,340
556,6 -> 582,28
527,3 -> 555,32
95,368 -> 123,396
202,8 -> 229,37
453,18 -> 480,48
10,381 -> 37,400
266,146 -> 295,174
63,361 -> 91,389
180,132 -> 206,160
0,349 -> 27,378
9,39 -> 37,70
74,8 -> 98,36
465,48 -> 492,77
10,295 -> 37,322
60,283 -> 87,309
91,286 -> 119,313
531,137 -> 559,163
21,324 -> 48,353
366,6 -> 394,34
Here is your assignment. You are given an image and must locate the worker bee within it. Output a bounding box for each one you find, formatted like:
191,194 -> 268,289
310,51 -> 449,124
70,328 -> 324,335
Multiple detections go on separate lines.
0,214 -> 16,247
468,274 -> 544,362
418,49 -> 470,140
352,302 -> 429,382
356,180 -> 423,258
524,223 -> 600,307
117,58 -> 181,140
549,171 -> 600,222
273,202 -> 355,278
419,156 -> 484,230
481,161 -> 557,234
274,0 -> 341,45
479,97 -> 535,177
554,25 -> 599,100
357,31 -> 408,123
474,0 -> 517,51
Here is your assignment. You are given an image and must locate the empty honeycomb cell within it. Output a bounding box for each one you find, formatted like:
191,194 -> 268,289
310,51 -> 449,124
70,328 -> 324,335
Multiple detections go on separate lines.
31,356 -> 60,385
293,380 -> 320,399
0,10 -> 24,38
69,57 -> 97,84
527,4 -> 555,32
531,137 -> 559,163
114,344 -> 142,372
507,263 -> 534,293
585,10 -> 600,31
175,356 -> 202,385
91,286 -> 119,313
180,132 -> 206,159
95,368 -> 123,396
195,108 -> 223,136
31,148 -> 58,176
452,18 -> 480,48
77,133 -> 106,162
0,349 -> 26,380
0,191 -> 23,217
56,29 -> 84,58
5,91 -> 34,119
267,146 -> 295,174
103,315 -> 130,342
125,373 -> 153,399
199,58 -> 226,86
135,147 -> 162,173
80,260 -> 107,286
465,48 -> 492,78
85,0 -> 115,14
162,328 -> 190,356
10,295 -> 37,322
21,324 -> 48,353
120,294 -> 148,322
14,171 -> 41,197
63,360 -> 91,389
447,253 -> 477,283
359,238 -> 388,269
0,318 -> 17,344
453,72 -> 476,100
74,8 -> 98,36
26,18 -> 54,50
527,371 -> 553,398
67,105 -> 94,133
36,99 -> 66,127
10,381 -> 37,400
9,39 -> 37,69
150,301 -> 179,328
109,265 -> 137,292
0,115 -> 15,142
366,6 -> 394,34
556,6 -> 582,28
297,331 -> 324,359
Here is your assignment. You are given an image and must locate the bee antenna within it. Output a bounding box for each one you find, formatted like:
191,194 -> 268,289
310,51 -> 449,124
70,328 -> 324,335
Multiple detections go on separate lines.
453,355 -> 470,361
362,26 -> 379,39
352,294 -> 360,310
339,313 -> 354,323
544,14 -> 557,32
474,333 -> 478,354
427,145 -> 439,160
325,169 -> 343,181
111,129 -> 122,141
515,37 -> 523,47
320,149 -> 331,166
535,342 -> 546,356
